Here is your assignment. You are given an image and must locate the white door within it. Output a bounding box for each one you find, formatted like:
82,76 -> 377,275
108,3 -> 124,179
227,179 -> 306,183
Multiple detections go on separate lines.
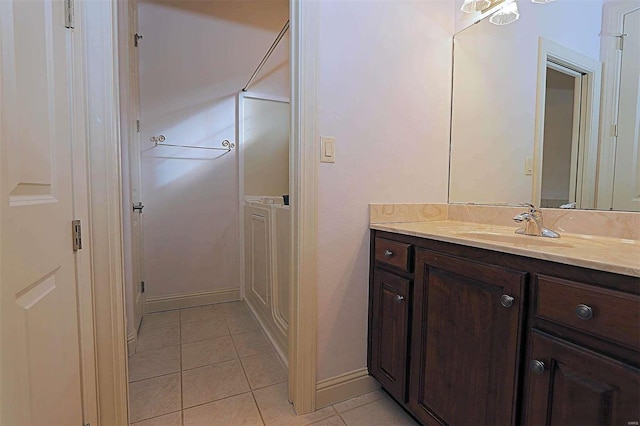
612,8 -> 640,211
129,0 -> 146,331
0,0 -> 84,424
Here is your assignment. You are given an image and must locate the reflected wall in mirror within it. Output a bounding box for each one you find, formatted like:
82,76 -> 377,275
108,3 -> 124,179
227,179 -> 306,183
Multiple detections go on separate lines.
449,0 -> 640,211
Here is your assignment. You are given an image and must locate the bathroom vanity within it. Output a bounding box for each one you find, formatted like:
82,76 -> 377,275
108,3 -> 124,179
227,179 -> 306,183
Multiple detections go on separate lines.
367,217 -> 640,425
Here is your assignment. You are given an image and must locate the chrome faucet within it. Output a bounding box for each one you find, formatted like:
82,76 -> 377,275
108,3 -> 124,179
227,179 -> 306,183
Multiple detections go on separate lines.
513,203 -> 560,238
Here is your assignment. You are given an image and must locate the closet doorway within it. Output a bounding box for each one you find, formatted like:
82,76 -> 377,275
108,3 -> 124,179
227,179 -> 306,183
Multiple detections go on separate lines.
117,1 -> 297,423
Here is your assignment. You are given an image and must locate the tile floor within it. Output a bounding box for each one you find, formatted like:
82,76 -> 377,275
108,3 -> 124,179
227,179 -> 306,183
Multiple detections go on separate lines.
128,301 -> 417,425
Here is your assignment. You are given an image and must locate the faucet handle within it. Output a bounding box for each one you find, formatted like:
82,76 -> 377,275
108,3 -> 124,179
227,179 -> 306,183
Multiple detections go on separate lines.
519,202 -> 538,212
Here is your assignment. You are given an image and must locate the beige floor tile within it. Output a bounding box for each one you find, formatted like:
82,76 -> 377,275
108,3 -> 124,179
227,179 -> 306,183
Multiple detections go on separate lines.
129,345 -> 181,382
241,352 -> 287,390
138,325 -> 181,352
339,396 -> 418,426
130,410 -> 182,426
141,310 -> 180,330
332,390 -> 385,413
129,373 -> 181,423
182,335 -> 237,370
181,318 -> 229,344
307,416 -> 347,426
232,329 -> 272,358
182,359 -> 250,408
225,310 -> 260,334
181,304 -> 224,324
253,383 -> 337,426
183,392 -> 263,426
219,301 -> 251,317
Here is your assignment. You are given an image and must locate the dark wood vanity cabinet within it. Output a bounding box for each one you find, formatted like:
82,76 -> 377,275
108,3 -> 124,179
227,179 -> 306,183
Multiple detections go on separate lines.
524,331 -> 639,426
409,249 -> 526,425
370,268 -> 412,402
368,230 -> 640,426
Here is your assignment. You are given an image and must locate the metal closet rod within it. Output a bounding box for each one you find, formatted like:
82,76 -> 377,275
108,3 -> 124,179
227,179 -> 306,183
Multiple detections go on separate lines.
242,20 -> 290,92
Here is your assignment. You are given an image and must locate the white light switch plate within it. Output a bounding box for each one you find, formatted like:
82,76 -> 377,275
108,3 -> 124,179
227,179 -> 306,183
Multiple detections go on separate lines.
321,136 -> 336,163
525,157 -> 533,175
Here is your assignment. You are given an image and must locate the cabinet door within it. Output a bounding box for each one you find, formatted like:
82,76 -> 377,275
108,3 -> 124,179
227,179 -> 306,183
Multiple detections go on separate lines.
524,332 -> 640,426
370,269 -> 412,402
409,249 -> 526,425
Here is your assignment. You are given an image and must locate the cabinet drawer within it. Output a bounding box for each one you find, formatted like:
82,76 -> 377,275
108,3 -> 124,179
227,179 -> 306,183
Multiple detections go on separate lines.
374,238 -> 412,272
535,275 -> 640,350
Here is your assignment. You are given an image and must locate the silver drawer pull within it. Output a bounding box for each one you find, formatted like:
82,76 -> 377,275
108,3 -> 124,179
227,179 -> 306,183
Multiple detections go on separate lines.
530,360 -> 545,375
396,295 -> 404,303
500,294 -> 514,308
384,250 -> 393,258
575,304 -> 593,320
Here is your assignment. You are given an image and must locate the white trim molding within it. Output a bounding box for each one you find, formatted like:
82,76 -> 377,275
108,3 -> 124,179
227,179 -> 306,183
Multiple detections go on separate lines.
144,288 -> 241,313
316,369 -> 381,409
81,0 -> 129,424
289,0 -> 319,415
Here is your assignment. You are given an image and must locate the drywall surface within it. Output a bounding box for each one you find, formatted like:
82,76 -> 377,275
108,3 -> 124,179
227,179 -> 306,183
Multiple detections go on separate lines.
138,0 -> 288,299
315,0 -> 454,381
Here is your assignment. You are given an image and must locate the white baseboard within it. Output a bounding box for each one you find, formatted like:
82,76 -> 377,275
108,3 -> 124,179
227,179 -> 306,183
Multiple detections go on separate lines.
145,287 -> 240,313
316,368 -> 381,409
127,331 -> 138,357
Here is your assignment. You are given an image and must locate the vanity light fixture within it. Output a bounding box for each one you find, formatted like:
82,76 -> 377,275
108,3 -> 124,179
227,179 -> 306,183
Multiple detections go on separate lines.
489,1 -> 520,25
461,0 -> 492,13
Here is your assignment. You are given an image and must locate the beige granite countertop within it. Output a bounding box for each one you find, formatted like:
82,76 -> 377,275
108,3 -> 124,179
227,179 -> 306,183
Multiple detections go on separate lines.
371,220 -> 640,278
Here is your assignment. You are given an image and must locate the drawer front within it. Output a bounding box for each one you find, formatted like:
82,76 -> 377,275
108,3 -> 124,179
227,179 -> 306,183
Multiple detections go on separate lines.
535,275 -> 640,350
375,238 -> 412,272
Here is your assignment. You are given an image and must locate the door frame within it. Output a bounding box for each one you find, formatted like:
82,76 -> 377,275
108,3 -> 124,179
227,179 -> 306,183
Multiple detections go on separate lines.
80,1 -> 130,424
532,37 -> 602,209
82,0 -> 319,420
597,0 -> 640,209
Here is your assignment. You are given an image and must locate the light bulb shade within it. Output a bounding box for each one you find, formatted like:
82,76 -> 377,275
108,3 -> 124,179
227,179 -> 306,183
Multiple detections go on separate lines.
461,0 -> 492,13
489,2 -> 520,25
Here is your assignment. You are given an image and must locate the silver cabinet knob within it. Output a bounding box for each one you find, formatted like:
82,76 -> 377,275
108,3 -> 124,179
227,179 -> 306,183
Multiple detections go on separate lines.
575,304 -> 593,320
500,294 -> 514,308
396,295 -> 404,303
384,250 -> 393,258
530,360 -> 545,375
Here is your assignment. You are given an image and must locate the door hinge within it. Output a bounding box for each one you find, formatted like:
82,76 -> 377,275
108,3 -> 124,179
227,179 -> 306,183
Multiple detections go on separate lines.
613,124 -> 618,137
141,281 -> 145,293
65,0 -> 75,29
72,220 -> 82,251
134,33 -> 143,47
136,120 -> 140,133
611,33 -> 626,50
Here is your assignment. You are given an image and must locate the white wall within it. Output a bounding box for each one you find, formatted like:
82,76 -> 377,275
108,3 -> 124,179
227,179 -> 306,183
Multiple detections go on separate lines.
138,0 -> 288,299
315,0 -> 454,381
449,0 -> 603,205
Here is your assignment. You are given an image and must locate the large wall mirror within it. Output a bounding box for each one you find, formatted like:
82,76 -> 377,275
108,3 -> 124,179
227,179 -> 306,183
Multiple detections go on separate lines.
449,0 -> 640,211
